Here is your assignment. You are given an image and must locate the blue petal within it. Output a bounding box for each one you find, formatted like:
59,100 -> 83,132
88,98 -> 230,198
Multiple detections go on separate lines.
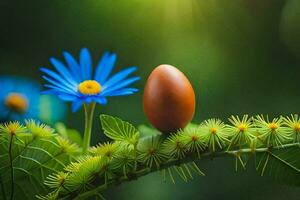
44,84 -> 77,95
49,58 -> 78,85
58,94 -> 78,101
102,67 -> 137,89
42,76 -> 77,94
63,51 -> 82,82
42,89 -> 74,101
80,48 -> 92,80
95,97 -> 107,105
94,52 -> 117,84
85,97 -> 94,103
101,77 -> 140,95
41,68 -> 77,91
103,88 -> 138,97
71,100 -> 84,112
41,89 -> 60,95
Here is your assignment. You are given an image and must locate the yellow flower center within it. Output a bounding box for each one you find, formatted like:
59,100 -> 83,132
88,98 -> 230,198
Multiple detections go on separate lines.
210,127 -> 217,134
4,122 -> 22,136
78,80 -> 102,95
294,124 -> 300,132
148,147 -> 156,155
5,93 -> 28,113
268,122 -> 278,131
191,135 -> 199,141
238,124 -> 247,132
57,174 -> 66,185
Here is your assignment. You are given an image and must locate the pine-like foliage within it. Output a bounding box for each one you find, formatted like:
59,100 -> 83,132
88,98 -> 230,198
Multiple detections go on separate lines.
0,120 -> 80,200
1,115 -> 300,200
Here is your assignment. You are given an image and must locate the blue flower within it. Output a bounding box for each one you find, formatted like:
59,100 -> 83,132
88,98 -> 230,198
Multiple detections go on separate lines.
0,76 -> 40,122
41,48 -> 140,112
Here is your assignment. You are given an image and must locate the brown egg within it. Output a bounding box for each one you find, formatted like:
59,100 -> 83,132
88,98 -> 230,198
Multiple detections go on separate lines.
143,64 -> 196,133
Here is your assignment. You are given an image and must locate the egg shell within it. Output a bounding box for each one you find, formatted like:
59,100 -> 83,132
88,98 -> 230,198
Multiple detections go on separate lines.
143,64 -> 196,133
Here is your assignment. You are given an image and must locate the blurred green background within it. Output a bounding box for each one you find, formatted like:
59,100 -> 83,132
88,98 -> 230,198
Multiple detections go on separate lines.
1,0 -> 300,199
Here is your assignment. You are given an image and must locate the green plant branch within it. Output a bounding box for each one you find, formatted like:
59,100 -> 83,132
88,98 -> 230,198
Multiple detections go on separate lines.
48,114 -> 300,200
74,142 -> 300,199
0,121 -> 81,200
2,114 -> 300,200
82,102 -> 96,154
8,135 -> 14,200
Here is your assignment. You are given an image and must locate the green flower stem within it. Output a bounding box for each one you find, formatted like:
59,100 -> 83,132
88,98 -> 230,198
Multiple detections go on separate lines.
74,142 -> 300,199
82,102 -> 96,154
